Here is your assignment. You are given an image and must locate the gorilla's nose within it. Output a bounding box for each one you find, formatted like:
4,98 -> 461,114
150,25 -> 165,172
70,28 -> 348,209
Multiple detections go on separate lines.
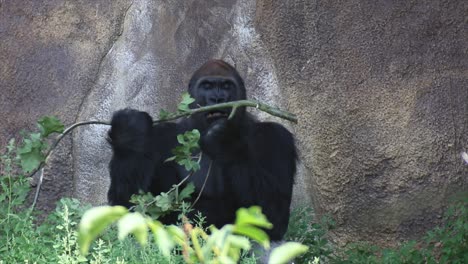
208,94 -> 228,104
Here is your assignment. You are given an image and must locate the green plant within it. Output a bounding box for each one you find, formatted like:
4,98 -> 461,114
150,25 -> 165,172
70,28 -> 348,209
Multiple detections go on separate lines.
78,205 -> 308,264
17,116 -> 64,173
284,205 -> 334,263
424,194 -> 468,263
53,202 -> 87,264
0,139 -> 54,262
334,193 -> 468,264
335,242 -> 380,264
166,129 -> 202,171
2,124 -> 467,264
0,139 -> 29,225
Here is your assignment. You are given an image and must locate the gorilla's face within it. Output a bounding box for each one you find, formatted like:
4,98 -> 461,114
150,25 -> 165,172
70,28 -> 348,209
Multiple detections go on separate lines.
192,75 -> 239,124
188,60 -> 246,131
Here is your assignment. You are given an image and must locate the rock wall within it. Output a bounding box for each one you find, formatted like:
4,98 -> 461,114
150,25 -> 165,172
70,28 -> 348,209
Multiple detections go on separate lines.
1,0 -> 466,246
0,0 -> 130,212
255,0 -> 468,245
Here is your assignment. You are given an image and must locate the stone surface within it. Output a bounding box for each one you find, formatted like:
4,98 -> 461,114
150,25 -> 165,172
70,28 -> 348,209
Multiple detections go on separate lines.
0,0 -> 130,212
255,0 -> 468,245
1,0 -> 466,246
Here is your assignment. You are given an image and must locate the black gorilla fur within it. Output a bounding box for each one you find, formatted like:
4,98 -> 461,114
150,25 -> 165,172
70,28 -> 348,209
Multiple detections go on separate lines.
107,60 -> 297,240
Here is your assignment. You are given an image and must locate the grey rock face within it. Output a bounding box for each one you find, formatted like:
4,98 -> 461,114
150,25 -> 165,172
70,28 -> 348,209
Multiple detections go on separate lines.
256,0 -> 468,245
0,0 -> 130,212
1,0 -> 466,246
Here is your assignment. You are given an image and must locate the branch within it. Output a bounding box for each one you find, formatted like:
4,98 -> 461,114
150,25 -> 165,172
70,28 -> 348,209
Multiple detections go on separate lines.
156,100 -> 298,124
190,159 -> 212,209
30,121 -> 108,210
29,121 -> 108,178
129,153 -> 203,211
28,100 -> 296,210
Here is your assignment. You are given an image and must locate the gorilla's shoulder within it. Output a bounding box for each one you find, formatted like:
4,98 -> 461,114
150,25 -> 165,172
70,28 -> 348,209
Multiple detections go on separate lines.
253,121 -> 295,144
251,121 -> 297,160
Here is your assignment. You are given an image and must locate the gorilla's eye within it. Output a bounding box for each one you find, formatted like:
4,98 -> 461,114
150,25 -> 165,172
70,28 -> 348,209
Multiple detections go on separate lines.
222,81 -> 234,90
200,82 -> 213,90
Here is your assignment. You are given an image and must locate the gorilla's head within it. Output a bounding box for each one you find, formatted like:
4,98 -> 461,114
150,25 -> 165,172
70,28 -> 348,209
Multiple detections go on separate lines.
188,60 -> 247,130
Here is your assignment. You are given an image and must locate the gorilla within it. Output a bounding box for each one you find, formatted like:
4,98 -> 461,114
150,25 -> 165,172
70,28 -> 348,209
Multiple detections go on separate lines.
107,60 -> 297,240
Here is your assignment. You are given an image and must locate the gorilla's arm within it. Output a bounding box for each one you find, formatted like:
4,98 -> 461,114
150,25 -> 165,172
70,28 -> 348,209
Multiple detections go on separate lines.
107,109 -> 182,207
231,122 -> 297,240
107,109 -> 156,207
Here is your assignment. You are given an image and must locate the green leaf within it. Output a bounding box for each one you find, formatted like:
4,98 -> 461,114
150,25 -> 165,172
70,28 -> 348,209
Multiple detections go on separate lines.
178,92 -> 195,113
159,109 -> 171,120
181,92 -> 195,104
179,182 -> 195,201
38,116 -> 65,137
218,256 -> 236,264
156,193 -> 173,211
117,212 -> 148,245
177,134 -> 186,144
170,129 -> 201,171
228,235 -> 251,250
233,207 -> 273,248
268,242 -> 309,264
18,148 -> 44,173
166,225 -> 186,245
148,221 -> 175,258
234,225 -> 270,249
181,159 -> 191,171
78,205 -> 128,255
235,206 -> 273,229
191,161 -> 201,172
18,133 -> 46,173
228,234 -> 248,261
164,156 -> 176,162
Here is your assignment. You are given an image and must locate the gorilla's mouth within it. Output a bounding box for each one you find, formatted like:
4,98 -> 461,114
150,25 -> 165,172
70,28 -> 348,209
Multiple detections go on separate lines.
206,110 -> 229,122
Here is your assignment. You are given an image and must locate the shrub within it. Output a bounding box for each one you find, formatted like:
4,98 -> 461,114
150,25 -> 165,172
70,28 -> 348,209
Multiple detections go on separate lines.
284,205 -> 334,263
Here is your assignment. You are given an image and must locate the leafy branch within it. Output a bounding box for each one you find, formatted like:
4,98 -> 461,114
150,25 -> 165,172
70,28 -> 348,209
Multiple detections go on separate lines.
21,93 -> 296,210
128,128 -> 203,217
24,120 -> 108,210
27,94 -> 295,176
158,94 -> 298,124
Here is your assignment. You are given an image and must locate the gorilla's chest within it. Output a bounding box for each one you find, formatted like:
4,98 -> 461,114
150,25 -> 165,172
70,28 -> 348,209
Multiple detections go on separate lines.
175,153 -> 234,198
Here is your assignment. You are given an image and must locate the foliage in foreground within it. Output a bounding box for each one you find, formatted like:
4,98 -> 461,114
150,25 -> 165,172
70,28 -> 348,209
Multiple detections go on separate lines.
0,119 -> 309,264
1,113 -> 467,263
1,160 -> 467,264
78,204 -> 309,264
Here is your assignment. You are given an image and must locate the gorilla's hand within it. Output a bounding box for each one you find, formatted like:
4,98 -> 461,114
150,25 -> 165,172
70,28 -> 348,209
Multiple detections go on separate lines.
200,119 -> 228,157
206,119 -> 228,140
108,108 -> 153,152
